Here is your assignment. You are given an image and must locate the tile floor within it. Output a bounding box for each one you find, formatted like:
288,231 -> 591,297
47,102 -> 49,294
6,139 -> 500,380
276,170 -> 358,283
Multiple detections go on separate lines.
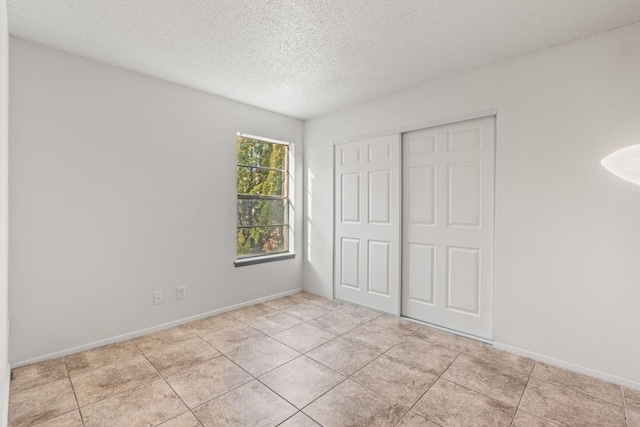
7,292 -> 639,426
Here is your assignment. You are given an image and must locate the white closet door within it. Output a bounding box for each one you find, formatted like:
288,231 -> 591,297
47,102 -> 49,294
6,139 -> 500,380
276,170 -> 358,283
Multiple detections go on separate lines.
402,116 -> 495,339
334,135 -> 401,315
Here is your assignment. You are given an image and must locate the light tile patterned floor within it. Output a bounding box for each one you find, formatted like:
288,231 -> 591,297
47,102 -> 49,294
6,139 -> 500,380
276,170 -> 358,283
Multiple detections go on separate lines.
7,292 -> 639,426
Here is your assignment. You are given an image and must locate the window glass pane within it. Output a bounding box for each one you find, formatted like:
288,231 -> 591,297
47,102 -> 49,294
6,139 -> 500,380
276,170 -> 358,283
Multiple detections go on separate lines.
237,199 -> 287,227
237,166 -> 287,197
237,225 -> 288,257
237,137 -> 287,170
236,135 -> 290,259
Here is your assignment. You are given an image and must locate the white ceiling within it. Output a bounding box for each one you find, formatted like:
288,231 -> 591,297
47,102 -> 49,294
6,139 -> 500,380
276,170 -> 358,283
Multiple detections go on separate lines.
7,1 -> 640,119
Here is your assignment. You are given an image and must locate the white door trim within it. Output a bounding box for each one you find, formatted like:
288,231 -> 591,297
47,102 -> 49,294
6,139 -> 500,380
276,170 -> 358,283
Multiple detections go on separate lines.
334,109 -> 497,146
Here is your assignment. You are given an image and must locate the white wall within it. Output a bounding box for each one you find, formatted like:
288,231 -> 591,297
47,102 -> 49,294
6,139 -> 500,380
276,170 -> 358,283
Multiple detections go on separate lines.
0,1 -> 9,424
304,23 -> 640,387
9,38 -> 304,365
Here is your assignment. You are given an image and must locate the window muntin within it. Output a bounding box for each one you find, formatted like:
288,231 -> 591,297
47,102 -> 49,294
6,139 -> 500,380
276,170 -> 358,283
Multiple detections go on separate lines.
236,135 -> 289,259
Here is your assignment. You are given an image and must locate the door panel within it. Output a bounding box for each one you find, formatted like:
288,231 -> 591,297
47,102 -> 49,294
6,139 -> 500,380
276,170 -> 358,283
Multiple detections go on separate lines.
402,116 -> 494,339
368,240 -> 390,295
448,161 -> 481,227
369,171 -> 390,224
407,243 -> 435,304
448,127 -> 482,151
446,246 -> 480,314
341,173 -> 360,222
340,238 -> 360,289
408,165 -> 435,225
369,140 -> 391,161
341,146 -> 361,165
335,135 -> 401,315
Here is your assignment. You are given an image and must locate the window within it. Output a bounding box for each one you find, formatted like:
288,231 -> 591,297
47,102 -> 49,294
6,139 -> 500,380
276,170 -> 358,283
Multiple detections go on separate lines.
236,133 -> 293,263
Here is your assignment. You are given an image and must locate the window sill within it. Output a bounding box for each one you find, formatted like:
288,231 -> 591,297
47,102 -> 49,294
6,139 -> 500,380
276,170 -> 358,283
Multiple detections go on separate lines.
234,253 -> 297,267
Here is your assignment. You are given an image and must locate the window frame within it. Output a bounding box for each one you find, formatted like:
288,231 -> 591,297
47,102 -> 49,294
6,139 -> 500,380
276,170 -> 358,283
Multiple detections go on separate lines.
234,132 -> 295,267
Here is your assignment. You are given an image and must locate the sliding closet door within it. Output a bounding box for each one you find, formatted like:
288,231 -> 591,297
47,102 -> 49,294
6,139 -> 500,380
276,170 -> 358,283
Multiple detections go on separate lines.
402,116 -> 495,339
334,135 -> 401,315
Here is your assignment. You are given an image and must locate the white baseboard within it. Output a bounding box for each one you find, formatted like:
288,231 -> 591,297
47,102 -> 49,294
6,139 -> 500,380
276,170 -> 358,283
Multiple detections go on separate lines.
399,314 -> 639,391
1,362 -> 9,427
493,341 -> 640,391
11,288 -> 303,368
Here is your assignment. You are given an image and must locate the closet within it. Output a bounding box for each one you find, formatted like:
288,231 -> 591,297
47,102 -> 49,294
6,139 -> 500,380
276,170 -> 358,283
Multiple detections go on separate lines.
334,116 -> 495,339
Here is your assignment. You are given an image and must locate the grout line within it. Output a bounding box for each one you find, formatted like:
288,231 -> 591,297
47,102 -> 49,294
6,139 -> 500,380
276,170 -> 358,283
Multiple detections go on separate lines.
399,340 -> 468,425
134,341 -> 200,426
270,333 -> 330,358
353,320 -> 456,425
254,355 -> 349,418
304,317 -> 420,425
508,357 -> 536,426
65,342 -> 155,404
623,386 -> 629,427
528,369 -> 630,410
62,358 -> 86,427
274,411 -> 301,426
522,368 -> 625,412
185,369 -> 254,413
515,409 -> 563,427
259,311 -> 405,424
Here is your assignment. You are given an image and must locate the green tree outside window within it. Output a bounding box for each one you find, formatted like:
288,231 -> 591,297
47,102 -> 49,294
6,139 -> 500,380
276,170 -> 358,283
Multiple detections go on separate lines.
236,136 -> 289,257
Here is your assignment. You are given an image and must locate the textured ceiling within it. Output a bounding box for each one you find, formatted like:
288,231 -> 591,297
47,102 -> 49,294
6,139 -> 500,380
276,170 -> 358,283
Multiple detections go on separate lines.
7,1 -> 640,119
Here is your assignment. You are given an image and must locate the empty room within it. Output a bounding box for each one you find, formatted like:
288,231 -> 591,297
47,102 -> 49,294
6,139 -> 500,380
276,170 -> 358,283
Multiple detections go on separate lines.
1,1 -> 640,426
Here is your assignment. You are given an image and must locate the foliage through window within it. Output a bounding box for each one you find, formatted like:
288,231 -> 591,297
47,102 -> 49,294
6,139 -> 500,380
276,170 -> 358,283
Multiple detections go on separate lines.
236,135 -> 289,258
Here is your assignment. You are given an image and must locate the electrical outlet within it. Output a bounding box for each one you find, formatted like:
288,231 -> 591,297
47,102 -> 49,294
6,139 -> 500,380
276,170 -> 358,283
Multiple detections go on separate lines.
177,286 -> 186,300
154,291 -> 164,305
